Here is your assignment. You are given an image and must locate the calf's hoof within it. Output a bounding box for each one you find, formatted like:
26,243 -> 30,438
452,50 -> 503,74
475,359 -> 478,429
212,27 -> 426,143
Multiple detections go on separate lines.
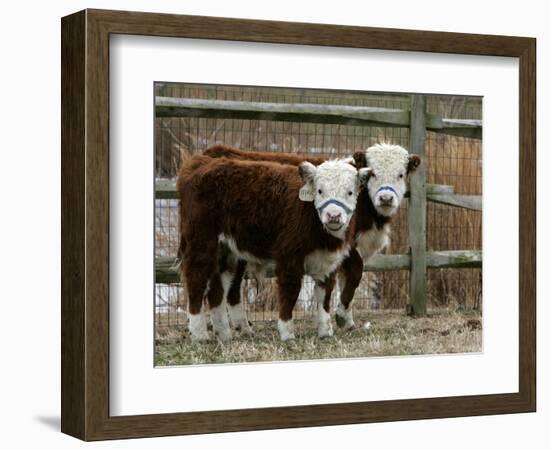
318,323 -> 334,339
277,319 -> 295,341
235,321 -> 255,336
335,309 -> 355,330
335,313 -> 346,328
318,331 -> 334,339
190,332 -> 210,343
214,329 -> 232,342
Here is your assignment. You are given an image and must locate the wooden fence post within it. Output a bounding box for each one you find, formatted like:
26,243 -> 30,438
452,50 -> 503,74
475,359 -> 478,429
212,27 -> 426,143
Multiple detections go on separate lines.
407,95 -> 427,316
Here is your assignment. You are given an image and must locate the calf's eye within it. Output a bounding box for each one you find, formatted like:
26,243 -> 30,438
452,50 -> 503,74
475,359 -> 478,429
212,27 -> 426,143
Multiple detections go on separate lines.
399,173 -> 404,179
318,189 -> 322,195
348,191 -> 353,196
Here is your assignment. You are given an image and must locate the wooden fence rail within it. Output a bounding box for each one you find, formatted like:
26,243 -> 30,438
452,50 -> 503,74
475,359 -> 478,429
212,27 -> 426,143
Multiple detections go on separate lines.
155,180 -> 482,211
155,250 -> 482,285
155,93 -> 482,315
156,96 -> 483,139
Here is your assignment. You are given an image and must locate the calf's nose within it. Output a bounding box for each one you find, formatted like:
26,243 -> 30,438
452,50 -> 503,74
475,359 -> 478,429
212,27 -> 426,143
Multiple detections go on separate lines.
327,211 -> 342,223
379,193 -> 393,205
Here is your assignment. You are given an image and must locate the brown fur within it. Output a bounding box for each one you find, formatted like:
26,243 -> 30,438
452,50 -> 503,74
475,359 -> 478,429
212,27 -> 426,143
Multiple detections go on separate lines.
177,154 -> 358,323
203,144 -> 327,166
202,145 -> 419,326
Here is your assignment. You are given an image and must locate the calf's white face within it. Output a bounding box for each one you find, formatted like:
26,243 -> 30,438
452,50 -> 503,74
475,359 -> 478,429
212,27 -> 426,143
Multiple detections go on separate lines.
299,160 -> 370,239
362,143 -> 421,217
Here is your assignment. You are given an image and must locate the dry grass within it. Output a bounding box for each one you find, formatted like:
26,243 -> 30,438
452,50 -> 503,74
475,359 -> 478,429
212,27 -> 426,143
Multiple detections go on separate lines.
155,308 -> 482,366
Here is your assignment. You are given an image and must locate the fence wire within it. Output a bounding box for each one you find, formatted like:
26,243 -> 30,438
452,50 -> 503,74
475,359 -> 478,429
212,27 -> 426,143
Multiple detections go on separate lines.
154,83 -> 482,330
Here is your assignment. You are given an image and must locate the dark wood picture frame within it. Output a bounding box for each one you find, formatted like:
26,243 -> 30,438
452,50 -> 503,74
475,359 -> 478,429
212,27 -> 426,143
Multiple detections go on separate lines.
61,9 -> 536,441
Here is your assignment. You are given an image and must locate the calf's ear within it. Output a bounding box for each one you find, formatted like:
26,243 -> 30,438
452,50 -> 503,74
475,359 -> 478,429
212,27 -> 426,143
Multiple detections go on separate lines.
298,162 -> 316,202
407,154 -> 421,173
357,167 -> 372,189
353,151 -> 368,168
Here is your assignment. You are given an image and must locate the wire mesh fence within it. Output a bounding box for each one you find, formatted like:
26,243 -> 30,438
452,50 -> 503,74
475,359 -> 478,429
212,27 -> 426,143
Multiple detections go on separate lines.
154,83 -> 482,330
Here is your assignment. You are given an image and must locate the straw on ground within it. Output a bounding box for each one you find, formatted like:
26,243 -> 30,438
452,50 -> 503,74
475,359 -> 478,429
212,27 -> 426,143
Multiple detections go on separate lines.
155,308 -> 482,366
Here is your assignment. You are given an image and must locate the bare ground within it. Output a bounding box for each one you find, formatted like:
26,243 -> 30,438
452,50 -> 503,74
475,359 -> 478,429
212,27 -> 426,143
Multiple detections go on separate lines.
155,308 -> 482,366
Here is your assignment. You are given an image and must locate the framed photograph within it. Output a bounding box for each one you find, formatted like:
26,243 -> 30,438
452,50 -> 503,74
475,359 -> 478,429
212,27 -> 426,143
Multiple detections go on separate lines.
61,9 -> 536,441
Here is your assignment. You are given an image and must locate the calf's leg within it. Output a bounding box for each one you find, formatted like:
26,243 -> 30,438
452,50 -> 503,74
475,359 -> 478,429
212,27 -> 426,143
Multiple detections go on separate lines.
204,246 -> 243,342
226,260 -> 253,335
335,248 -> 363,330
313,275 -> 335,338
276,268 -> 303,341
183,237 -> 218,342
206,273 -> 232,342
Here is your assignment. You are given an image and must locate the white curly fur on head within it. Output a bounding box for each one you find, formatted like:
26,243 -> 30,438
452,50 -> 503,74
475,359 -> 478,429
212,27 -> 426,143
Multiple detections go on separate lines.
299,159 -> 369,239
364,143 -> 412,217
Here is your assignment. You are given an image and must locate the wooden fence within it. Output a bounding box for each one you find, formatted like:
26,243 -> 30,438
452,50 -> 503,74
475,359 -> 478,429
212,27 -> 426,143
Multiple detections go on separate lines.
154,94 -> 482,316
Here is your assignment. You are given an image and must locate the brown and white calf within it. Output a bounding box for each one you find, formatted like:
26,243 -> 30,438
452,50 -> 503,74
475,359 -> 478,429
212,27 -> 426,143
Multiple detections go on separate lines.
177,155 -> 370,341
202,143 -> 421,331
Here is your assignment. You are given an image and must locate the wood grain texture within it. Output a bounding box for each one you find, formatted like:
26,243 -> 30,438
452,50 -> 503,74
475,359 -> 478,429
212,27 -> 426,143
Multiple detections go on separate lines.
156,96 -> 410,127
83,393 -> 531,440
60,8 -> 536,441
86,8 -> 532,56
61,10 -> 86,439
408,95 -> 428,316
518,37 -> 536,411
85,10 -> 111,440
155,96 -> 483,138
155,179 -> 455,199
427,193 -> 482,211
155,251 -> 482,284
